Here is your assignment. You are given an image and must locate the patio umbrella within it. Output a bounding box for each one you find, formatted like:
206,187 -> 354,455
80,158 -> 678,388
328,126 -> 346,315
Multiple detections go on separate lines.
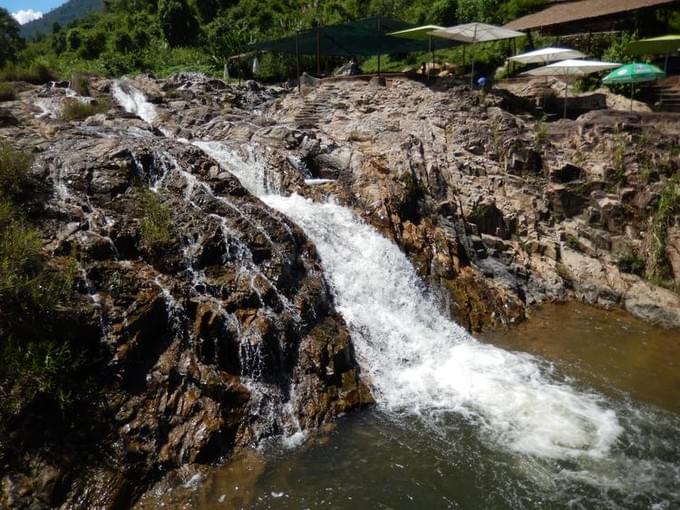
388,25 -> 446,79
602,63 -> 666,110
523,59 -> 620,118
432,23 -> 524,86
508,47 -> 586,65
627,35 -> 680,71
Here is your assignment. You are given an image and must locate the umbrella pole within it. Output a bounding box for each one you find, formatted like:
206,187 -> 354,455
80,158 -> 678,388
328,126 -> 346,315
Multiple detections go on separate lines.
664,52 -> 669,73
428,37 -> 432,81
471,24 -> 478,87
630,82 -> 634,111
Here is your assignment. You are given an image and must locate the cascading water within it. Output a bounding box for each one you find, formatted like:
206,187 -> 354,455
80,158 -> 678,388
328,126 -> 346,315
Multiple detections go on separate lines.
113,80 -> 680,506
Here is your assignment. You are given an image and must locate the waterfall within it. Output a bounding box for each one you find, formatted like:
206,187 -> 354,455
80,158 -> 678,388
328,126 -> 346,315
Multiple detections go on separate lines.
112,81 -> 680,500
112,81 -> 159,126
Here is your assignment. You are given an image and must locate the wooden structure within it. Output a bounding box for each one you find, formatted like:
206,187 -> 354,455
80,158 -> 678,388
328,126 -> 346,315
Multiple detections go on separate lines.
505,0 -> 680,35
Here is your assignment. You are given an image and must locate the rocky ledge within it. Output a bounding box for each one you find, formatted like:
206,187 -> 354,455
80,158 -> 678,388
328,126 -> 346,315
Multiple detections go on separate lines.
184,75 -> 679,330
0,77 -> 370,509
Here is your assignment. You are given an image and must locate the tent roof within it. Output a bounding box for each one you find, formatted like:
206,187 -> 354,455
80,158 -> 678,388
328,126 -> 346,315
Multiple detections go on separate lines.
388,25 -> 445,40
432,23 -> 524,43
250,17 -> 457,57
505,0 -> 680,32
508,47 -> 586,64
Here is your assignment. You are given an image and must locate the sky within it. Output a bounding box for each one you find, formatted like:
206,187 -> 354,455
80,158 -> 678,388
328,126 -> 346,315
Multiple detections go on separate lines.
1,0 -> 66,24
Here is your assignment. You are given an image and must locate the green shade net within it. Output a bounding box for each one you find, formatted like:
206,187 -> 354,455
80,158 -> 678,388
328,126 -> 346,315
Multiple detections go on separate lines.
250,17 -> 458,56
627,35 -> 680,56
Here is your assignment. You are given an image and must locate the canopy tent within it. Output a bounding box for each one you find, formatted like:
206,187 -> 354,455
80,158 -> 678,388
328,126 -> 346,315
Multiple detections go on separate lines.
432,23 -> 525,85
388,25 -> 450,78
250,17 -> 459,76
508,47 -> 586,65
523,59 -> 620,117
603,63 -> 666,109
626,35 -> 680,71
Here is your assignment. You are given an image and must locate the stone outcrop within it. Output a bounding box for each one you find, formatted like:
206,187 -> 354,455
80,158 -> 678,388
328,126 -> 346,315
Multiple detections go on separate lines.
0,79 -> 369,509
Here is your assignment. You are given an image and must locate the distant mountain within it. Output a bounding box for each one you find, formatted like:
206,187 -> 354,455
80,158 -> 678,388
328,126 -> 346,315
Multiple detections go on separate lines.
21,0 -> 104,39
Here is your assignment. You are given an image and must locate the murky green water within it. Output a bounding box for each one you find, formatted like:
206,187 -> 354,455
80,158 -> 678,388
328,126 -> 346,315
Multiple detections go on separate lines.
138,303 -> 680,510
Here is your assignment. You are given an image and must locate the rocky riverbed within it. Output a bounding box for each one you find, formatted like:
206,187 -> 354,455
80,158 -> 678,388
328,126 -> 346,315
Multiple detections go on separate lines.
1,72 -> 679,508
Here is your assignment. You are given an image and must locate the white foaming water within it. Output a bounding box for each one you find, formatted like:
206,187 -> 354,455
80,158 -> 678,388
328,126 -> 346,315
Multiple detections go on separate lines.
193,140 -> 268,196
264,194 -> 622,460
112,81 -> 158,126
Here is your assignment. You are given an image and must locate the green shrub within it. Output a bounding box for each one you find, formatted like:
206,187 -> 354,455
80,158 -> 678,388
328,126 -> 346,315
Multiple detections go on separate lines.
0,63 -> 56,84
0,141 -> 33,198
0,200 -> 76,312
0,82 -> 16,101
59,97 -> 110,121
0,336 -> 74,416
647,178 -> 679,281
565,233 -> 580,250
0,144 -> 77,430
616,252 -> 645,276
70,71 -> 90,96
139,190 -> 173,249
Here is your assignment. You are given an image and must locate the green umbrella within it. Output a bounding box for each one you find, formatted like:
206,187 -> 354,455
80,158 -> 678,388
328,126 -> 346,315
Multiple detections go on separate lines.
602,63 -> 666,110
388,25 -> 446,80
627,35 -> 680,71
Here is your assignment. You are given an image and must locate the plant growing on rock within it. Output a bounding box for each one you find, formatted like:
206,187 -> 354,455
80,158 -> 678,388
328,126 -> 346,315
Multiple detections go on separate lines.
0,141 -> 33,198
646,178 -> 679,283
0,82 -> 16,101
616,252 -> 645,276
139,189 -> 173,249
533,120 -> 547,152
59,97 -> 110,121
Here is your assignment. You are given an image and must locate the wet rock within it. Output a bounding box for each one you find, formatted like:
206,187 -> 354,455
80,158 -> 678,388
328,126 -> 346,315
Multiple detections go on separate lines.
549,162 -> 584,183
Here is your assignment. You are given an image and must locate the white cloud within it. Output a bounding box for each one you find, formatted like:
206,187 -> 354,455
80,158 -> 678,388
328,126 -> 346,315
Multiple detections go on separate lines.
12,9 -> 44,25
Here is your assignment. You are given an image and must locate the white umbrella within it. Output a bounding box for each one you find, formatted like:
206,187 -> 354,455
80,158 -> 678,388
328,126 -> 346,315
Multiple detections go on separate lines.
432,23 -> 524,86
523,59 -> 620,117
508,47 -> 586,65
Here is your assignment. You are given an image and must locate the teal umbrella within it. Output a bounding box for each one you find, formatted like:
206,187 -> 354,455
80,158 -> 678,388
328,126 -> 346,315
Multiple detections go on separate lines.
602,63 -> 666,110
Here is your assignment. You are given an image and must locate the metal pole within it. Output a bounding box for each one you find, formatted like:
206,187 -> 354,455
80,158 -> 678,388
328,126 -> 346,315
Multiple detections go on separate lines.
378,16 -> 382,77
316,25 -> 320,76
428,36 -> 432,81
296,30 -> 301,92
471,24 -> 478,87
664,52 -> 669,72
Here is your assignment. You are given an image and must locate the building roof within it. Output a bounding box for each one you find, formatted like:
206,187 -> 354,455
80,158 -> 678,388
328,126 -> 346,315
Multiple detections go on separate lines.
505,0 -> 680,32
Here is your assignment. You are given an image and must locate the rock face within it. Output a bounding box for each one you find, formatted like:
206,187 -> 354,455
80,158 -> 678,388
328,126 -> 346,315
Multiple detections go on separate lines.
251,77 -> 680,331
0,80 -> 369,509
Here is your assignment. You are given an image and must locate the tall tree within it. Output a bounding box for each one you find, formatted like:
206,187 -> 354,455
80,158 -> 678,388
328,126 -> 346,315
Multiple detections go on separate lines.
159,0 -> 200,46
0,8 -> 23,68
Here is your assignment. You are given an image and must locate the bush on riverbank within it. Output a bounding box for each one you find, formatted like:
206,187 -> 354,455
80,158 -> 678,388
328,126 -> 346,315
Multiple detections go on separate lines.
0,83 -> 16,101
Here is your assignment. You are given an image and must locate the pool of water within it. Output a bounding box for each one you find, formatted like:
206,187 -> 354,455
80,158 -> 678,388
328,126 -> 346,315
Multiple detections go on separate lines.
137,302 -> 680,510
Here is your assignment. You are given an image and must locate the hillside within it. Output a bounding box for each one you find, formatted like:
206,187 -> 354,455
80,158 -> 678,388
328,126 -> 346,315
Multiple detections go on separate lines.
21,0 -> 104,40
